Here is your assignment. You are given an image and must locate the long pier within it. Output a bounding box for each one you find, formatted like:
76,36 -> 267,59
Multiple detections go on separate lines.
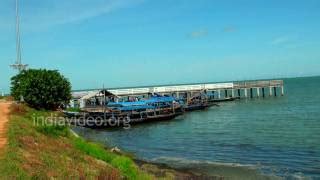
71,80 -> 284,108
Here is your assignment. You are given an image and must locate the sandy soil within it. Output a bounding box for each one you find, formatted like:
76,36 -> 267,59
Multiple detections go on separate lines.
0,101 -> 11,149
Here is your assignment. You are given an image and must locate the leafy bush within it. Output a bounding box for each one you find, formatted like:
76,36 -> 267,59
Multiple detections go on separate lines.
11,69 -> 71,110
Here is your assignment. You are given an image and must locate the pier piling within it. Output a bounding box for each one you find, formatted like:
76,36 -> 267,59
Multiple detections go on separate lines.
244,88 -> 248,98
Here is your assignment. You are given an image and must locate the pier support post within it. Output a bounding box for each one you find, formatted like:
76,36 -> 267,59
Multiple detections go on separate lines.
274,87 -> 277,96
244,88 -> 248,98
237,89 -> 241,98
218,90 -> 221,99
269,87 -> 273,96
232,89 -> 235,97
262,88 -> 265,98
281,86 -> 284,96
250,88 -> 253,98
257,88 -> 260,97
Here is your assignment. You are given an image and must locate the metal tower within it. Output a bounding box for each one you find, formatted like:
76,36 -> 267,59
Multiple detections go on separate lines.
10,0 -> 28,72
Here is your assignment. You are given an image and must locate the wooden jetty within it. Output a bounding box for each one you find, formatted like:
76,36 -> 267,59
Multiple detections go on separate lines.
71,80 -> 284,109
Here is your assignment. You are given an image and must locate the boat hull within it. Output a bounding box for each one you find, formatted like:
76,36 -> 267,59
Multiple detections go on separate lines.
184,104 -> 209,111
70,112 -> 181,128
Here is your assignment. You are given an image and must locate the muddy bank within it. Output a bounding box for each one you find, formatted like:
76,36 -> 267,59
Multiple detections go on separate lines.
133,158 -> 281,180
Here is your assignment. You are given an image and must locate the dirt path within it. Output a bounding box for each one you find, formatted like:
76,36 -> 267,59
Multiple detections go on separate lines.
0,101 -> 11,149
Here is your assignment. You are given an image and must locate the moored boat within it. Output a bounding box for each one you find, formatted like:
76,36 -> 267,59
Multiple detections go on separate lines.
66,95 -> 184,128
179,93 -> 209,111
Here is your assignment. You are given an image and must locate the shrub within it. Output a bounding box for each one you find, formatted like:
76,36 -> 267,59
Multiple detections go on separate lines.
11,69 -> 71,110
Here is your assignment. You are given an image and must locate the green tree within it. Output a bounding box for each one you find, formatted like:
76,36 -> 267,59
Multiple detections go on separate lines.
11,69 -> 71,110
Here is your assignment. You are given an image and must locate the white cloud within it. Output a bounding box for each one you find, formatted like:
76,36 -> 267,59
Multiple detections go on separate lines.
271,36 -> 290,45
189,29 -> 208,38
0,0 -> 144,30
223,26 -> 236,33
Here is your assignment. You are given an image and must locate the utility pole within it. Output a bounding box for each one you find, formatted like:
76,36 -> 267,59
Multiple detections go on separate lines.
103,84 -> 106,120
10,0 -> 28,72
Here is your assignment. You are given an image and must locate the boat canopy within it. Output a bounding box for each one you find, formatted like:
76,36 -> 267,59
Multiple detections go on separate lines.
108,96 -> 176,108
108,101 -> 146,107
117,105 -> 155,111
144,96 -> 176,103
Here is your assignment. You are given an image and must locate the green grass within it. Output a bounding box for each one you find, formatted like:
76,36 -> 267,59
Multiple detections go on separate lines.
0,96 -> 7,100
0,106 -> 33,179
65,107 -> 81,112
73,138 -> 151,179
0,104 -> 153,179
0,96 -> 12,101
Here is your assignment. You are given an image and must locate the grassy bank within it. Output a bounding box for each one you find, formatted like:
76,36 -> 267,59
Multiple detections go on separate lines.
0,103 -> 219,179
0,104 -> 154,179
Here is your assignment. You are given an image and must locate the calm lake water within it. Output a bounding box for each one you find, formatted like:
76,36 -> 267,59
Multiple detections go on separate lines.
73,76 -> 320,179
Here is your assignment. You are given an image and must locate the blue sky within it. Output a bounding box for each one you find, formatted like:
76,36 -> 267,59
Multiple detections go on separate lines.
1,0 -> 320,92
